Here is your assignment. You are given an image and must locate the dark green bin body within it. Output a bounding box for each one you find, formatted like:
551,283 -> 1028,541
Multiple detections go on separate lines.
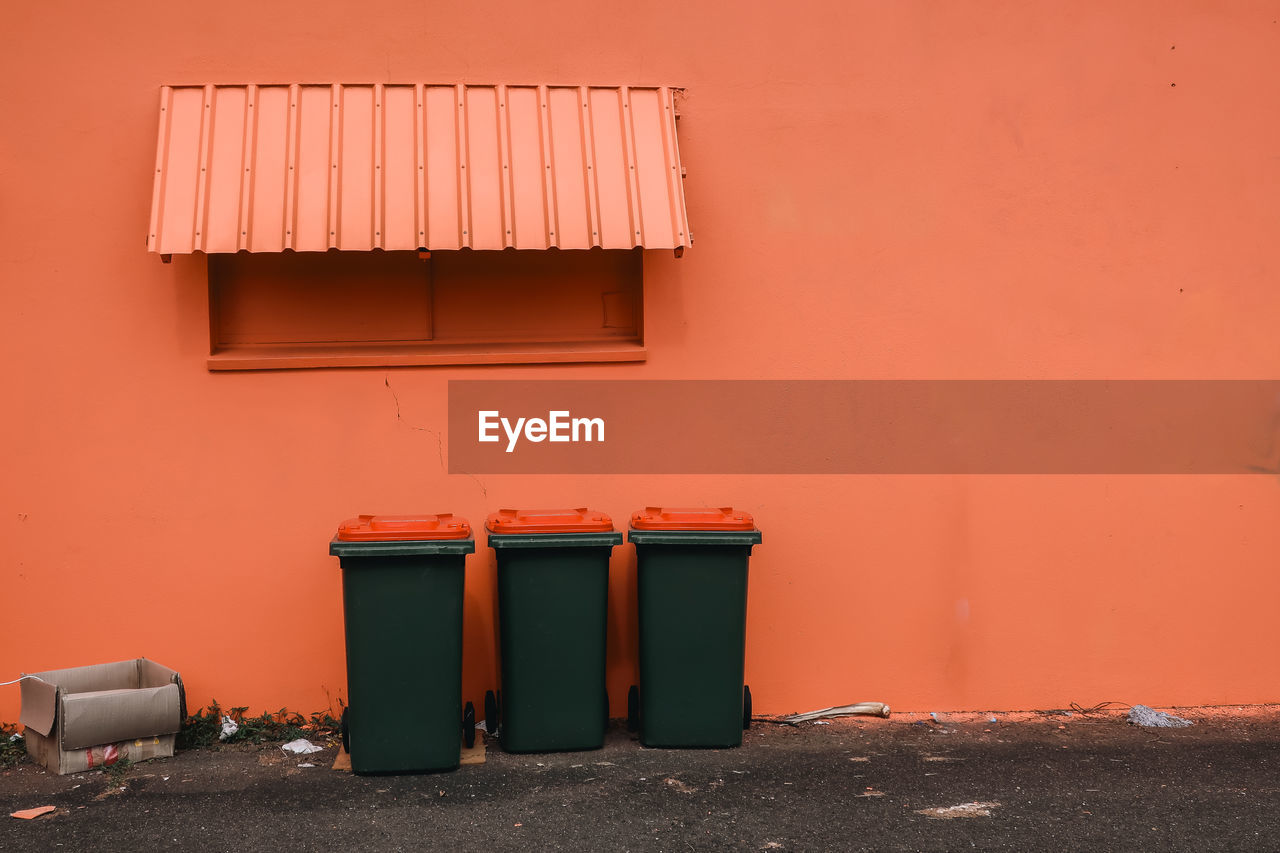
330,537 -> 474,774
629,529 -> 762,748
489,531 -> 621,753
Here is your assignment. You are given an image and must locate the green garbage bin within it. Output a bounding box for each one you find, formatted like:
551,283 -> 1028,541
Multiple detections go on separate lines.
486,508 -> 622,753
329,514 -> 475,774
627,507 -> 762,748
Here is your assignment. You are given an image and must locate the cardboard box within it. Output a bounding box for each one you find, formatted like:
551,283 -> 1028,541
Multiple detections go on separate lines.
19,658 -> 185,775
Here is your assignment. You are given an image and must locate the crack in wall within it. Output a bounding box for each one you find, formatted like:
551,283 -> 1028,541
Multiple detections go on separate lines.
384,375 -> 488,499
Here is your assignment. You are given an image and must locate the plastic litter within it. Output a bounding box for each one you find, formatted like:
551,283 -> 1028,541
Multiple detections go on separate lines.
297,763 -> 316,768
218,716 -> 238,741
781,702 -> 890,723
8,733 -> 21,742
10,806 -> 55,820
281,738 -> 323,755
1127,705 -> 1193,728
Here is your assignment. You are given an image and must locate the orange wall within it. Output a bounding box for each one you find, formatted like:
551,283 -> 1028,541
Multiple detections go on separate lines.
5,0 -> 1280,722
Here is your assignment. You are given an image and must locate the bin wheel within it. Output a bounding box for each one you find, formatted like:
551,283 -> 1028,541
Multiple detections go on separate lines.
743,685 -> 752,730
484,690 -> 499,733
341,707 -> 350,753
463,702 -> 476,749
627,685 -> 640,733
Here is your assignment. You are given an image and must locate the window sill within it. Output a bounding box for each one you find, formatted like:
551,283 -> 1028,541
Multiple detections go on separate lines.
207,341 -> 647,371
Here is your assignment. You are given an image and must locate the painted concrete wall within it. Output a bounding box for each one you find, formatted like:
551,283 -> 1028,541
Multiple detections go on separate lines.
4,0 -> 1280,722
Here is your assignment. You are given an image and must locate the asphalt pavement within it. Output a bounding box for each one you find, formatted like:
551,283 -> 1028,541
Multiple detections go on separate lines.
3,708 -> 1279,851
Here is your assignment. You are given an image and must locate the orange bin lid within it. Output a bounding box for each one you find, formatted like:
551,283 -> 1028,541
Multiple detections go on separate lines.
335,514 -> 472,541
486,508 -> 614,534
630,507 -> 756,531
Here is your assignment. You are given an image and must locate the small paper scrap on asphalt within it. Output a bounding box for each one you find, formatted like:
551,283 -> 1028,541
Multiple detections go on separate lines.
916,801 -> 1000,819
10,806 -> 56,820
281,739 -> 323,755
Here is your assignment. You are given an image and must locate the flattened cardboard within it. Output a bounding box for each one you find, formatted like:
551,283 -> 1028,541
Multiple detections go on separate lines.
459,737 -> 486,765
18,658 -> 183,775
330,739 -> 485,772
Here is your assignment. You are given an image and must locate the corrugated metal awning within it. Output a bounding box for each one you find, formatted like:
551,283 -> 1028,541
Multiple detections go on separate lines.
147,83 -> 690,254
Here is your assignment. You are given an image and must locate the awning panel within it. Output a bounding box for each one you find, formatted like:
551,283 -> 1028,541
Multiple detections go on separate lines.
147,83 -> 691,254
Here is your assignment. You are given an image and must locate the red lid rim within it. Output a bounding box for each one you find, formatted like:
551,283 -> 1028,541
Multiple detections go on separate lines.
629,506 -> 755,531
485,508 -> 614,534
335,514 -> 473,541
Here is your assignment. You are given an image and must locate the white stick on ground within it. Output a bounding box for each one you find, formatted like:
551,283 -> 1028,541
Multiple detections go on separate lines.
781,702 -> 891,723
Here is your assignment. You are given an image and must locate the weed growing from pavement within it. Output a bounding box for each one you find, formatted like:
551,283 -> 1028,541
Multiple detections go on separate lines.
176,702 -> 342,750
0,724 -> 25,769
105,757 -> 133,785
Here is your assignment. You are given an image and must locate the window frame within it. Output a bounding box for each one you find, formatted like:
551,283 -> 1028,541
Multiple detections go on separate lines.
205,248 -> 646,371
